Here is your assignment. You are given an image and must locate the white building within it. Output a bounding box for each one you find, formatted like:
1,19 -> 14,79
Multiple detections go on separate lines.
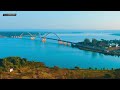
109,45 -> 112,47
109,43 -> 119,47
10,68 -> 13,72
116,44 -> 119,47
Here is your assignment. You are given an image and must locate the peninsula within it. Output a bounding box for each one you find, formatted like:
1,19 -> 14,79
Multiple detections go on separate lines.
72,38 -> 120,56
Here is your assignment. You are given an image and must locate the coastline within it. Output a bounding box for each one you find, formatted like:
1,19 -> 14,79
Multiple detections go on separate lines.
0,56 -> 118,79
71,39 -> 120,57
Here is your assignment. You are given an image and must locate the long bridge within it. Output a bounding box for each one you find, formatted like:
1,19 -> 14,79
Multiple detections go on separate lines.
41,37 -> 76,46
40,32 -> 76,46
42,37 -> 75,44
0,32 -> 77,46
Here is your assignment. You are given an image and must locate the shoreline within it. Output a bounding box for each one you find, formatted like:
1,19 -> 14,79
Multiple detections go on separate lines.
71,42 -> 120,57
0,56 -> 115,70
0,56 -> 118,79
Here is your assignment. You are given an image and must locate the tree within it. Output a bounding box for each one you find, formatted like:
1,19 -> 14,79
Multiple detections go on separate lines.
99,41 -> 107,47
84,38 -> 91,45
53,66 -> 60,70
113,69 -> 120,78
92,38 -> 98,46
0,57 -> 29,70
111,68 -> 114,70
103,68 -> 105,70
101,39 -> 104,41
20,59 -> 27,66
95,68 -> 97,70
74,66 -> 80,70
2,59 -> 13,69
89,67 -> 92,70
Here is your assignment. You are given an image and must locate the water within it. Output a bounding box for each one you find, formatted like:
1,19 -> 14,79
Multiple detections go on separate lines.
0,30 -> 120,69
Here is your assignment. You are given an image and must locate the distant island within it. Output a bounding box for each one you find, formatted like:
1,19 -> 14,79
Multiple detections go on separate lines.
0,56 -> 120,79
72,38 -> 120,56
111,33 -> 120,36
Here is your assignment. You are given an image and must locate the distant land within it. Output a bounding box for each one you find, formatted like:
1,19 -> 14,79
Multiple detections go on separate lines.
1,29 -> 120,33
111,33 -> 120,36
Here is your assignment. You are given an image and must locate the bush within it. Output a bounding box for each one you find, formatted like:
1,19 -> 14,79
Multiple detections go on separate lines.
84,38 -> 91,44
95,68 -> 97,70
0,57 -> 29,71
74,66 -> 80,70
103,68 -> 105,70
53,66 -> 59,70
111,68 -> 114,70
103,74 -> 112,79
113,70 -> 120,78
89,67 -> 92,70
0,67 -> 3,72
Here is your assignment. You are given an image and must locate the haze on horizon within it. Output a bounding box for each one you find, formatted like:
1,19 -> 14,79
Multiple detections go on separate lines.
0,11 -> 120,30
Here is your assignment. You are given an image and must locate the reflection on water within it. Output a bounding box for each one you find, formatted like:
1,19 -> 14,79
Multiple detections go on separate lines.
98,53 -> 104,58
83,50 -> 91,55
91,52 -> 97,58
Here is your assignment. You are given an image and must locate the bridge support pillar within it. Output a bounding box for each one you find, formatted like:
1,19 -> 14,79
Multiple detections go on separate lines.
67,43 -> 71,46
19,36 -> 22,38
63,42 -> 67,45
58,40 -> 71,46
42,38 -> 46,42
58,40 -> 63,44
31,37 -> 35,40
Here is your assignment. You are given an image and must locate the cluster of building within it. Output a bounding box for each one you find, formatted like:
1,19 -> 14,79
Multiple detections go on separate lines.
108,43 -> 119,48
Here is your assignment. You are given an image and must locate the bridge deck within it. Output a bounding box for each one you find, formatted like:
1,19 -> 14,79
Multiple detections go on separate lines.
0,32 -> 77,44
41,37 -> 76,44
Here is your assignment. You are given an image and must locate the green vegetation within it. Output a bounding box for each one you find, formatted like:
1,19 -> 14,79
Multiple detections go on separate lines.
111,34 -> 120,37
84,38 -> 91,45
0,56 -> 120,79
72,38 -> 120,56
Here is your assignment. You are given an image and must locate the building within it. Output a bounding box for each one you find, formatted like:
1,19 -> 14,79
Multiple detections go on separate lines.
109,43 -> 119,47
116,44 -> 119,47
10,68 -> 13,72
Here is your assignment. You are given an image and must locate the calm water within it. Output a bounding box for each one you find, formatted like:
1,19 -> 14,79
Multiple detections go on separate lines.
0,30 -> 120,69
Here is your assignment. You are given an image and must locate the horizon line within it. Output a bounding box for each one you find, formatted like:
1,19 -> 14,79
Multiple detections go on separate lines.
0,29 -> 120,31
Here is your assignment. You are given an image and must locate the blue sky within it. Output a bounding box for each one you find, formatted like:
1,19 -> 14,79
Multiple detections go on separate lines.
0,11 -> 120,30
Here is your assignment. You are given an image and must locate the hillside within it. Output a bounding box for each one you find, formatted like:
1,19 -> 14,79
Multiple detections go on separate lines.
0,57 -> 119,79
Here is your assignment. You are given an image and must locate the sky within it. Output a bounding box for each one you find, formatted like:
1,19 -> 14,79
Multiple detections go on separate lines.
1,11 -> 120,30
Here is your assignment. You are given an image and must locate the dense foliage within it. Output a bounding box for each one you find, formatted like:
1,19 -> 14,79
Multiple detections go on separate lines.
72,38 -> 120,56
0,57 -> 45,71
